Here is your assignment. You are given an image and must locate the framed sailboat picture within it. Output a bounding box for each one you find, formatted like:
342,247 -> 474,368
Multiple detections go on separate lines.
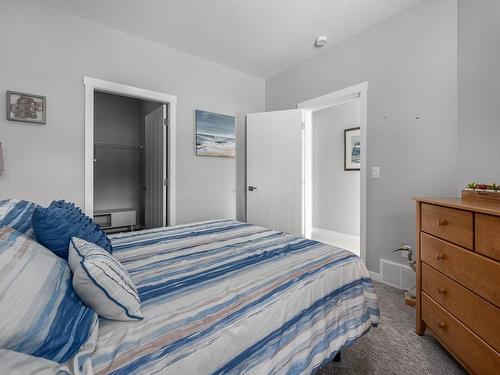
195,110 -> 236,158
344,127 -> 360,171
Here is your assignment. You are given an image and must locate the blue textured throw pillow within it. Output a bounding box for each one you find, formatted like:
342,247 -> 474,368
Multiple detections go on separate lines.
32,200 -> 112,259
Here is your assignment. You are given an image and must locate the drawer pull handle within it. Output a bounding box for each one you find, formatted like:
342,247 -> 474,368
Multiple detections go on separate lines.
437,219 -> 448,226
435,253 -> 445,260
437,321 -> 446,329
437,288 -> 447,294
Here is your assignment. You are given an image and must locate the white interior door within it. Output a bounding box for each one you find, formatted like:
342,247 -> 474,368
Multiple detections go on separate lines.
246,109 -> 304,235
145,104 -> 167,228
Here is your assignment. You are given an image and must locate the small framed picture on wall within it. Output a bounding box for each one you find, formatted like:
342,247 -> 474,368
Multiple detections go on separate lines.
344,127 -> 360,171
6,91 -> 46,124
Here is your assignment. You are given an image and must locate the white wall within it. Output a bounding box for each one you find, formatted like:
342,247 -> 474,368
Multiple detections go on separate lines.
313,101 -> 360,236
457,0 -> 500,189
4,0 -> 492,276
266,0 -> 458,272
0,0 -> 264,224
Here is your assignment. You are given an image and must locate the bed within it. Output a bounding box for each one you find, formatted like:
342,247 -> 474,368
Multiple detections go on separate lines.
1,219 -> 379,375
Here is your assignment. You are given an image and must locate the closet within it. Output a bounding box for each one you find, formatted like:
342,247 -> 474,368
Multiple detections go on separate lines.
93,91 -> 167,233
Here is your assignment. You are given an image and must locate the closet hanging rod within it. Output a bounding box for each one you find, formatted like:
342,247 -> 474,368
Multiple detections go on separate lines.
94,142 -> 144,150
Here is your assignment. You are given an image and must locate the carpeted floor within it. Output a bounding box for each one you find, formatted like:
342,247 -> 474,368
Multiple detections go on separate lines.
317,282 -> 467,375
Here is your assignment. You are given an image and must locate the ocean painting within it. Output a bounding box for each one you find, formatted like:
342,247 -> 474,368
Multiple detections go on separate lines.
196,110 -> 236,158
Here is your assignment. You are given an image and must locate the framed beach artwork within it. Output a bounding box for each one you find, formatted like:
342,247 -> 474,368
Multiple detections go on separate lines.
344,127 -> 360,171
6,91 -> 46,124
195,110 -> 236,158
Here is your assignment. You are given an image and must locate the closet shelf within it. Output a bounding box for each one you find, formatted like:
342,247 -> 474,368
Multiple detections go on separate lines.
94,142 -> 144,150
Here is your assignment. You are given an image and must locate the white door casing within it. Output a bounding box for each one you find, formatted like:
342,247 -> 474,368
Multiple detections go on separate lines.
84,77 -> 177,226
145,104 -> 167,228
246,109 -> 304,235
298,81 -> 368,263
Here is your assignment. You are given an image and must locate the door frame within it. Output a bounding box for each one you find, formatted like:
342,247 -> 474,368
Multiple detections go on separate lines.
84,76 -> 178,225
298,82 -> 368,263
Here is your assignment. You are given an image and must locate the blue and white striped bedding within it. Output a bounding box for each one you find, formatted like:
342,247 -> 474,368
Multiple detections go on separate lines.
1,220 -> 379,375
0,227 -> 98,365
0,199 -> 40,237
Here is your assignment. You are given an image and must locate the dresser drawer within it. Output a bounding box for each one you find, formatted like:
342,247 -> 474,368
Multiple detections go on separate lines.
422,293 -> 500,375
476,213 -> 500,261
421,203 -> 473,249
420,232 -> 500,307
422,263 -> 500,351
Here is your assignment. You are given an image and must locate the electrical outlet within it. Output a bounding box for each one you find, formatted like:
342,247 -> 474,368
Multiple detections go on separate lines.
393,243 -> 413,261
400,244 -> 412,260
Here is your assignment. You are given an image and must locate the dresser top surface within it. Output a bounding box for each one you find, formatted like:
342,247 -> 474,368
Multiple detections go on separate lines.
414,197 -> 500,216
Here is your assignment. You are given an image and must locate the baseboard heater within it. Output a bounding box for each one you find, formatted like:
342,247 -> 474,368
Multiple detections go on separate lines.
379,259 -> 415,291
94,209 -> 137,232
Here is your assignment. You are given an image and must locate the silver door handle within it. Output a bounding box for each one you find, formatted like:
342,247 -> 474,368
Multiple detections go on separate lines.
248,186 -> 257,191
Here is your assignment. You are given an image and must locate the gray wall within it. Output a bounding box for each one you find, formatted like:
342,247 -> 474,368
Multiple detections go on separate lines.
93,92 -> 143,225
457,0 -> 500,188
0,0 -> 264,224
313,101 -> 360,236
266,0 -> 458,272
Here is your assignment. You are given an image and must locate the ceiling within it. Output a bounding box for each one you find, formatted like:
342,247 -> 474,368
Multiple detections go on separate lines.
34,0 -> 420,78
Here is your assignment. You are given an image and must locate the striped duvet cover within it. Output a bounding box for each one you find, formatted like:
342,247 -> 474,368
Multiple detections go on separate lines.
1,220 -> 379,374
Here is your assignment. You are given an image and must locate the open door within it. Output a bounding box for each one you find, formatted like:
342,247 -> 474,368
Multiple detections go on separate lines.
246,109 -> 304,235
145,104 -> 167,228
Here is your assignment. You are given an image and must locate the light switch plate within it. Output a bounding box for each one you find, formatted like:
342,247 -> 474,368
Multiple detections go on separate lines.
372,166 -> 381,178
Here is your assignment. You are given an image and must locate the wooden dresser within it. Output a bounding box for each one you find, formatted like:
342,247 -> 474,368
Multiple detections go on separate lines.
415,196 -> 500,375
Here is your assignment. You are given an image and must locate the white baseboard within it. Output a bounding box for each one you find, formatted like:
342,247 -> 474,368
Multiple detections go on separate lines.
312,228 -> 360,256
369,271 -> 382,282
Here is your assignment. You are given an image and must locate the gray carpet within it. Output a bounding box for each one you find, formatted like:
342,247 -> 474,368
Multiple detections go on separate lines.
317,282 -> 467,375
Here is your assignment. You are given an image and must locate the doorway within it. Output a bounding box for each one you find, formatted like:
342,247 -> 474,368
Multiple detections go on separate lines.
245,82 -> 367,261
309,101 -> 360,255
299,82 -> 367,260
84,77 -> 177,230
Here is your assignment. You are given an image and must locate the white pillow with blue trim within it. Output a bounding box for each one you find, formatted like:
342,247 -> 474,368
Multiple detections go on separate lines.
68,237 -> 143,321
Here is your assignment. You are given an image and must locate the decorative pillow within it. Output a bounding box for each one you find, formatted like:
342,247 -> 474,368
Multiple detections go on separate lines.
0,227 -> 98,363
0,199 -> 40,237
69,237 -> 143,321
32,200 -> 112,259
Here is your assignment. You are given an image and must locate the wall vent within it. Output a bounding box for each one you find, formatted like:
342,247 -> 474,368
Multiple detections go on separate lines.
380,259 -> 415,291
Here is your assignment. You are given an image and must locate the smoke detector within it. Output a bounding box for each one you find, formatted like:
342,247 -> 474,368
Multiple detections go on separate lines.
315,36 -> 328,48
